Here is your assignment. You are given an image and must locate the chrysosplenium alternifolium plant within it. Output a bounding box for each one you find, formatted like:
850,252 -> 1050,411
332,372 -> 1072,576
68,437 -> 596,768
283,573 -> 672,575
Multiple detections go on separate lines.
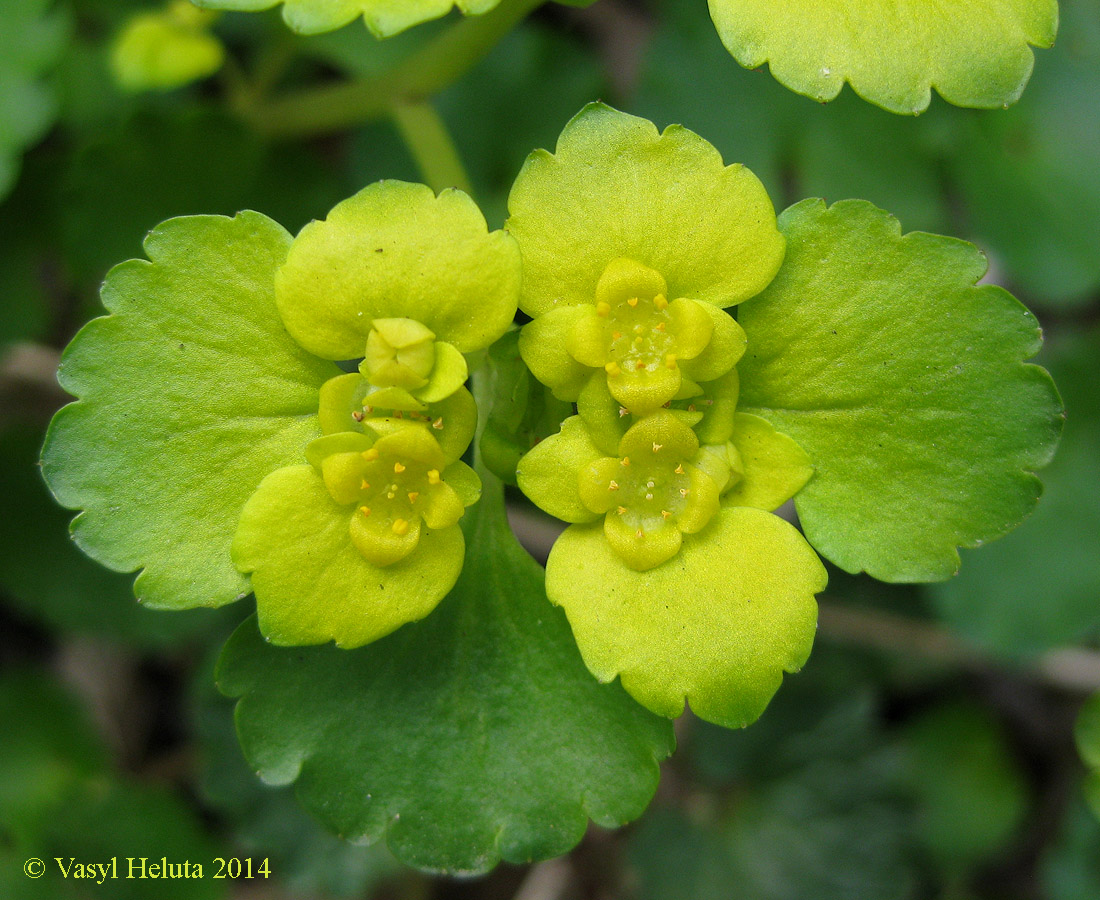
41,103 -> 1061,868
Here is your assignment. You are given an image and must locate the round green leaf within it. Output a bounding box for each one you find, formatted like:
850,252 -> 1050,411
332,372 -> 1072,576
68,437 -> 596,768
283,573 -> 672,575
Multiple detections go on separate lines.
928,328 -> 1100,655
707,0 -> 1058,114
738,199 -> 1062,582
276,181 -> 520,359
41,212 -> 339,610
217,476 -> 673,874
546,506 -> 826,727
506,103 -> 785,316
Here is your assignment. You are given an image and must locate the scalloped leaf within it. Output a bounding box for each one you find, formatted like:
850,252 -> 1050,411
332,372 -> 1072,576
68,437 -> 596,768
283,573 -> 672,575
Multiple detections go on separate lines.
41,212 -> 339,610
928,328 -> 1100,655
0,0 -> 70,200
217,475 -> 673,874
193,0 -> 503,38
738,199 -> 1062,582
707,0 -> 1058,114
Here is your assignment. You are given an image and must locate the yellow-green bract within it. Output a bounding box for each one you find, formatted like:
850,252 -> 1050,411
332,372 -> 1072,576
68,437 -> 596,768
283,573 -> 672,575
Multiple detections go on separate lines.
41,181 -> 520,649
508,103 -> 1061,728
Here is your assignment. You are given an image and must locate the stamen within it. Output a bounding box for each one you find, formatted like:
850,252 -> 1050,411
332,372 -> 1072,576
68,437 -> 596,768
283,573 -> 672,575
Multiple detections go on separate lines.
360,479 -> 371,490
627,297 -> 639,308
661,509 -> 672,519
364,405 -> 374,414
646,480 -> 655,488
645,493 -> 654,501
687,404 -> 697,412
359,506 -> 371,517
635,528 -> 644,539
427,469 -> 441,484
616,506 -> 627,515
393,462 -> 406,473
407,491 -> 419,504
634,360 -> 646,370
621,457 -> 630,466
352,410 -> 365,422
612,331 -> 623,341
654,322 -> 666,332
432,417 -> 444,430
394,410 -> 404,419
674,463 -> 685,474
652,443 -> 662,453
679,488 -> 690,497
618,407 -> 629,417
608,480 -> 619,491
392,519 -> 410,536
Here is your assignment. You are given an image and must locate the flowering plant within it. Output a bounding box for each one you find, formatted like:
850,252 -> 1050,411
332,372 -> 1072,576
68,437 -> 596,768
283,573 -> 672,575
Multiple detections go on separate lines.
41,103 -> 1061,872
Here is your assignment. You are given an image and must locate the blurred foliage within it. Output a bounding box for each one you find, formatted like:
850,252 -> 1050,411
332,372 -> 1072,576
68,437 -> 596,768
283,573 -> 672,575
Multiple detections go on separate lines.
0,0 -> 1097,895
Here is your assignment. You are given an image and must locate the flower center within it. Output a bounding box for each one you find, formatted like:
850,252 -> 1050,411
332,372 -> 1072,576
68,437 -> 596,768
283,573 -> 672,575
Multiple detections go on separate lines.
599,292 -> 677,377
611,448 -> 691,535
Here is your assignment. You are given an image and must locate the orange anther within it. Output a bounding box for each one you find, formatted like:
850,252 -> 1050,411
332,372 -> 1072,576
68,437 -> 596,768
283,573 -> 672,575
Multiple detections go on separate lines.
652,443 -> 662,453
360,479 -> 371,490
661,510 -> 672,519
674,463 -> 685,474
407,492 -> 419,504
621,456 -> 631,466
608,480 -> 619,491
394,462 -> 406,473
432,417 -> 444,430
359,506 -> 371,517
627,297 -> 639,308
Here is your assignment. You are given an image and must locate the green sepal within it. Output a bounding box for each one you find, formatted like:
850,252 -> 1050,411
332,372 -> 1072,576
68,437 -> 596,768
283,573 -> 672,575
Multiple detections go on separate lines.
707,0 -> 1059,114
516,416 -> 604,524
194,0 -> 504,38
318,373 -> 477,463
506,103 -> 785,316
577,374 -> 629,455
680,303 -> 747,383
276,181 -> 520,359
723,412 -> 814,511
232,464 -> 465,648
518,306 -> 593,400
738,199 -> 1063,582
217,474 -> 673,874
546,506 -> 826,727
41,212 -> 338,610
479,330 -> 573,486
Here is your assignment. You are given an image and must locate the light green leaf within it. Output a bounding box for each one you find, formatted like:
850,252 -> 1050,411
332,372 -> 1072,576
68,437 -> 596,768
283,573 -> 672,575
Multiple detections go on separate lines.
232,464 -> 466,648
276,181 -> 520,359
217,475 -> 673,874
0,426 -> 229,647
546,506 -> 825,727
41,212 -> 339,610
109,3 -> 224,92
707,0 -> 1058,114
0,0 -> 70,200
506,103 -> 784,316
738,199 -> 1062,582
194,0 -> 503,38
928,328 -> 1100,655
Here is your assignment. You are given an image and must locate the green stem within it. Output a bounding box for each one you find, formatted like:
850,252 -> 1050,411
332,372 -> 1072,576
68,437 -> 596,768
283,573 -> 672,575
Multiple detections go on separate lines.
244,0 -> 546,139
392,101 -> 474,195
